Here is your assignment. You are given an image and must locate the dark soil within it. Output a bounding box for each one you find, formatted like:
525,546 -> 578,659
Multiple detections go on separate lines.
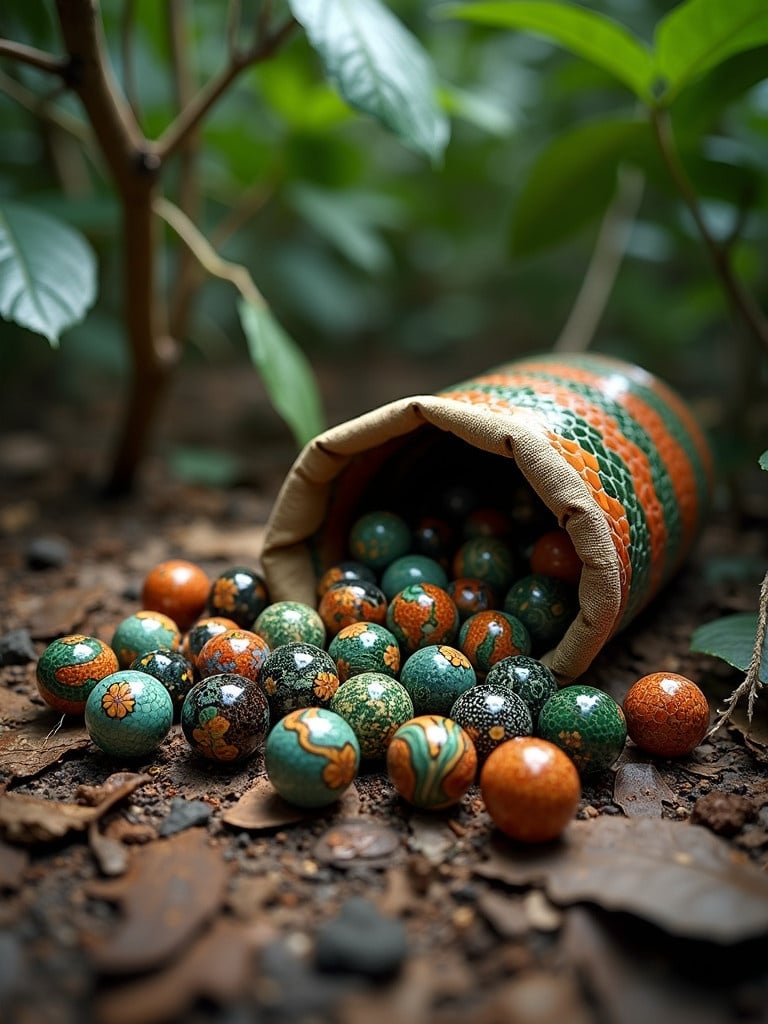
2,358 -> 768,1024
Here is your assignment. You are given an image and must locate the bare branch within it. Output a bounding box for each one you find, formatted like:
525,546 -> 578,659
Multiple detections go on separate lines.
120,0 -> 142,124
0,38 -> 70,77
154,15 -> 298,164
0,67 -> 93,145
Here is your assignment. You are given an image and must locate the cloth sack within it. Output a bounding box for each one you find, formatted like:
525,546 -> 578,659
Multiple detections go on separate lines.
261,353 -> 713,684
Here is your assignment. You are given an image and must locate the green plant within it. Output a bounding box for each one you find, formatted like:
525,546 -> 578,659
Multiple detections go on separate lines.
0,0 -> 449,494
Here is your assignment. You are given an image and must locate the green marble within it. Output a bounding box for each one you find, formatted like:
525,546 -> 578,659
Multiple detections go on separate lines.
130,648 -> 195,719
452,537 -> 516,596
503,574 -> 577,650
348,510 -> 411,570
265,707 -> 360,807
328,622 -> 401,682
484,655 -> 559,724
380,555 -> 448,601
36,634 -> 118,715
253,601 -> 326,649
259,642 -> 340,721
537,684 -> 627,776
85,670 -> 174,759
181,673 -> 270,762
111,611 -> 182,669
449,682 -> 533,761
399,644 -> 476,716
330,672 -> 414,760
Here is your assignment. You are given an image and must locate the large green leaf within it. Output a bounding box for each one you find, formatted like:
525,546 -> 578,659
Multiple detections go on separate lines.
287,0 -> 450,161
512,115 -> 649,255
690,613 -> 768,684
0,201 -> 97,347
654,0 -> 768,105
441,2 -> 654,101
238,299 -> 324,448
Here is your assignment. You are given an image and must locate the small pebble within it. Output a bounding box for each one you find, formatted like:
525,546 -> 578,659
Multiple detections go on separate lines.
0,628 -> 37,666
158,797 -> 213,836
314,898 -> 407,978
25,535 -> 72,570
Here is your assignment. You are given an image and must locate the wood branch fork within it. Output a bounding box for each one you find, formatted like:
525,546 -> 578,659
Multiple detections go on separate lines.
1,0 -> 297,494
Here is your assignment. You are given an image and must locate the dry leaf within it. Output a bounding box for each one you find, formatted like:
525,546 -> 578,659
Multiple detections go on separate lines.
475,816 -> 768,943
27,586 -> 106,639
314,818 -> 401,867
84,828 -> 228,975
0,714 -> 91,781
0,773 -> 149,843
0,840 -> 28,889
408,813 -> 455,864
222,778 -> 359,831
94,918 -> 260,1024
613,762 -> 676,817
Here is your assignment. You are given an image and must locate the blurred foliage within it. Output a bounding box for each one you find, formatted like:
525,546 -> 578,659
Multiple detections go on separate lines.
1,0 -> 767,462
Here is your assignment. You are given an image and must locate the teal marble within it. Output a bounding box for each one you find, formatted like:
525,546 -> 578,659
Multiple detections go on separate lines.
259,642 -> 340,721
449,682 -> 532,762
537,684 -> 627,776
484,655 -> 559,724
328,622 -> 401,682
451,537 -> 517,596
330,672 -> 414,760
181,673 -> 270,762
380,555 -> 448,601
348,510 -> 411,570
503,574 -> 577,650
253,601 -> 326,649
111,611 -> 182,669
130,648 -> 195,719
265,707 -> 360,807
399,644 -> 477,716
85,670 -> 174,759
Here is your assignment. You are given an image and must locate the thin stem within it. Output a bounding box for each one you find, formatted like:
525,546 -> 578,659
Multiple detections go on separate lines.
651,107 -> 768,359
154,15 -> 297,163
154,196 -> 266,308
226,0 -> 243,58
554,166 -> 644,354
0,68 -> 93,145
166,0 -> 202,342
120,0 -> 141,124
0,38 -> 70,76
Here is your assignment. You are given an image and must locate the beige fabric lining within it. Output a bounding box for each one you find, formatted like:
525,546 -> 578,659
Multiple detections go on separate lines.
261,395 -> 624,685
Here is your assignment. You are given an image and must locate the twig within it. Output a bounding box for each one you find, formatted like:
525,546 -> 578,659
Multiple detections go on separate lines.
120,0 -> 142,125
651,107 -> 768,359
211,179 -> 275,247
154,195 -> 266,308
707,567 -> 768,736
154,14 -> 297,163
0,38 -> 70,76
226,0 -> 243,58
166,0 -> 202,342
554,165 -> 644,353
0,67 -> 93,144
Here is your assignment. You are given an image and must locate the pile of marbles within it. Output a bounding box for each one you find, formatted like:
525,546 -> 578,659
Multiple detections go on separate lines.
33,503 -> 711,845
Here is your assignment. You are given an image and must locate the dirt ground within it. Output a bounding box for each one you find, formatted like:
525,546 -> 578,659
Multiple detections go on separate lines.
2,357 -> 768,1024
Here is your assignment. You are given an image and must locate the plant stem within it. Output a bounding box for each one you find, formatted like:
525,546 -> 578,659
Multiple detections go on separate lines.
120,0 -> 142,124
166,0 -> 202,343
54,0 -> 174,496
0,68 -> 93,146
554,166 -> 644,353
0,38 -> 70,76
650,107 -> 768,359
154,15 -> 297,163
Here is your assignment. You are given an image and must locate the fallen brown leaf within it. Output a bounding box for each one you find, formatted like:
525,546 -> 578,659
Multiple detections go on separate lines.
222,777 -> 359,831
475,816 -> 768,943
0,773 -> 149,843
84,828 -> 228,975
0,714 -> 91,781
613,762 -> 676,817
0,840 -> 28,889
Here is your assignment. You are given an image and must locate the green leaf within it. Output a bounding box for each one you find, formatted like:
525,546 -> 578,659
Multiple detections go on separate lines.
238,299 -> 324,448
654,0 -> 768,105
0,200 -> 97,347
759,450 -> 768,471
440,2 -> 654,101
690,613 -> 768,684
287,0 -> 450,161
512,115 -> 648,255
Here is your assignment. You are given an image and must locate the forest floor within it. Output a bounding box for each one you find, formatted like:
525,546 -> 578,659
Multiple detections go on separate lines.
2,359 -> 768,1024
